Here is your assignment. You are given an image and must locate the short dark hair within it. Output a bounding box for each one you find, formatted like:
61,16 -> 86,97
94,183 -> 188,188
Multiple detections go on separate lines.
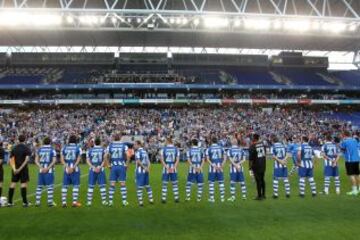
272,135 -> 279,143
95,138 -> 101,146
113,134 -> 121,141
325,134 -> 332,142
135,140 -> 142,147
43,136 -> 51,145
252,134 -> 260,142
343,130 -> 351,137
191,139 -> 198,146
166,136 -> 173,144
302,136 -> 309,142
211,137 -> 218,144
18,135 -> 26,143
69,135 -> 77,144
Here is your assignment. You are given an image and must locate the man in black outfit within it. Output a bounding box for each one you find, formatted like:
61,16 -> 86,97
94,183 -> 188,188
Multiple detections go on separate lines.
249,133 -> 267,200
8,135 -> 32,207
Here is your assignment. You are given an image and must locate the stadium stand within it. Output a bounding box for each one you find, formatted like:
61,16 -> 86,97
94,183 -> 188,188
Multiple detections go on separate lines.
273,68 -> 336,86
330,71 -> 360,86
0,64 -> 359,87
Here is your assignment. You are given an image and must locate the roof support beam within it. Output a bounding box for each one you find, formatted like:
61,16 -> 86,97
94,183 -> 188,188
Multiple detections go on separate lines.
306,0 -> 322,16
230,0 -> 240,12
200,0 -> 207,12
283,0 -> 288,15
341,0 -> 359,18
182,0 -> 188,10
189,0 -> 199,12
269,0 -> 283,15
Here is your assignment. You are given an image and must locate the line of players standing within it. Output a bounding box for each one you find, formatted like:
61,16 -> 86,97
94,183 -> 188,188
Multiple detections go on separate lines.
1,130 -> 360,207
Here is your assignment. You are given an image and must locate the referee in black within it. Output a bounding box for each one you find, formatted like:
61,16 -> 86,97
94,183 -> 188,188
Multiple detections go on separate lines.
8,135 -> 32,207
249,133 -> 267,200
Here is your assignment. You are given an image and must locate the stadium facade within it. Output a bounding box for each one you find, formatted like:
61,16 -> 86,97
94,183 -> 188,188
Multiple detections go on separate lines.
0,0 -> 359,111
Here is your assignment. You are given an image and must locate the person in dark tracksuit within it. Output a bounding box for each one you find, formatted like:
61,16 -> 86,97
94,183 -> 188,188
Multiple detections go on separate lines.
249,134 -> 267,200
8,135 -> 32,207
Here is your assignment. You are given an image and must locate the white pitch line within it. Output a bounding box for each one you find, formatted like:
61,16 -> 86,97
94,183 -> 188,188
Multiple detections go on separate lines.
14,173 -> 89,203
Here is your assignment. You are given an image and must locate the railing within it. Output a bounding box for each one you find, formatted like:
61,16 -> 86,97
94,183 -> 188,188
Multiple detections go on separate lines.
0,83 -> 360,91
1,98 -> 360,105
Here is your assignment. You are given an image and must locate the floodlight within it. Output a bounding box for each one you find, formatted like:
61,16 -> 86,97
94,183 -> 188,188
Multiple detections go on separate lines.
234,18 -> 241,27
311,21 -> 321,31
272,20 -> 282,30
66,16 -> 74,24
193,18 -> 200,26
283,20 -> 310,32
348,24 -> 357,32
203,17 -> 229,28
322,22 -> 346,33
244,19 -> 271,30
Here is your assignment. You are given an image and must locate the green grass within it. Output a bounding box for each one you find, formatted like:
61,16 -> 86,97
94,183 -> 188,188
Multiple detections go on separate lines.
0,160 -> 359,240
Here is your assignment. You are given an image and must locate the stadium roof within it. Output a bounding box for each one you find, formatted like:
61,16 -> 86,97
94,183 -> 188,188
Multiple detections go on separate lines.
0,0 -> 359,52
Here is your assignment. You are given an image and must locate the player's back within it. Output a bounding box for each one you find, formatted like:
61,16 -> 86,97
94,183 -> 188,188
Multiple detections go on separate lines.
207,144 -> 224,163
300,143 -> 314,168
272,142 -> 286,168
38,145 -> 56,170
108,142 -> 128,166
88,146 -> 105,166
227,146 -> 243,164
187,147 -> 203,172
62,144 -> 81,165
136,148 -> 150,167
187,147 -> 203,164
162,145 -> 178,164
322,142 -> 339,167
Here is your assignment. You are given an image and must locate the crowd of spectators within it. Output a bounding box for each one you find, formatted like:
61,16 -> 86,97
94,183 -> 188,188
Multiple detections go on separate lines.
0,107 -> 357,162
0,93 -> 357,101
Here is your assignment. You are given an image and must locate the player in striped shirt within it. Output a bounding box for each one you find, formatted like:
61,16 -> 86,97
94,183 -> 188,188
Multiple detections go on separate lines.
185,139 -> 204,202
106,134 -> 130,206
227,138 -> 247,202
271,137 -> 290,199
297,136 -> 317,197
61,135 -> 82,208
206,137 -> 226,203
134,140 -> 154,207
34,137 -> 57,207
86,138 -> 107,206
321,135 -> 340,195
160,137 -> 180,203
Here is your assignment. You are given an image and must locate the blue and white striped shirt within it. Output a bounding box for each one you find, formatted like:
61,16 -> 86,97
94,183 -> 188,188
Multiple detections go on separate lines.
106,142 -> 128,167
135,148 -> 150,174
160,145 -> 179,173
186,147 -> 204,174
321,142 -> 339,167
206,144 -> 225,173
227,146 -> 245,173
38,145 -> 56,173
87,146 -> 105,170
298,143 -> 314,168
272,142 -> 287,169
62,144 -> 82,172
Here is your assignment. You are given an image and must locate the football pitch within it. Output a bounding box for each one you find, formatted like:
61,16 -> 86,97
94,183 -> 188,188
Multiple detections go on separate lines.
0,161 -> 359,240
